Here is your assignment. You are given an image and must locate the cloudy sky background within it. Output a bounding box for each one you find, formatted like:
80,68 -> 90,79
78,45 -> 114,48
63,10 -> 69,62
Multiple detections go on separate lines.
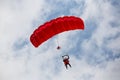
0,0 -> 120,80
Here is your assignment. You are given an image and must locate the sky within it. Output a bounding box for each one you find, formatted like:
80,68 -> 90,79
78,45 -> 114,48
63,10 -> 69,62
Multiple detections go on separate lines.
0,0 -> 120,80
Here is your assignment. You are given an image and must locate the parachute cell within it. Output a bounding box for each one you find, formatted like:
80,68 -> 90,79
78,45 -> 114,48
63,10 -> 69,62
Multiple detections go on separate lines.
30,16 -> 84,47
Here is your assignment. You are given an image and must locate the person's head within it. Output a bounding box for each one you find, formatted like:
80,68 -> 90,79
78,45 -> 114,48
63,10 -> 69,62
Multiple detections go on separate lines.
62,55 -> 68,60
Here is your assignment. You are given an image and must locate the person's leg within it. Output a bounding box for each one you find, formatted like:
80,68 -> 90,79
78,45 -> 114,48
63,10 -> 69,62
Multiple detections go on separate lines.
65,64 -> 68,69
68,63 -> 72,67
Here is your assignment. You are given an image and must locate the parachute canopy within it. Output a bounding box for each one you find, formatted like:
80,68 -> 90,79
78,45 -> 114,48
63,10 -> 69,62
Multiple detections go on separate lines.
30,16 -> 84,47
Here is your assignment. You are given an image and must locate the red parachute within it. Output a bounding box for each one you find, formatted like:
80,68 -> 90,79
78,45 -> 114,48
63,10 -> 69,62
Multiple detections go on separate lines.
30,16 -> 84,47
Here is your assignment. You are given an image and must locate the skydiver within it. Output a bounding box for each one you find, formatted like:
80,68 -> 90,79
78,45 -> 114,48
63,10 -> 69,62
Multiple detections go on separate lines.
62,55 -> 71,69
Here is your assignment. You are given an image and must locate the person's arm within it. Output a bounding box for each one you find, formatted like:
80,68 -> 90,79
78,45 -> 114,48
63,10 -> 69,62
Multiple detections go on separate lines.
62,56 -> 64,59
62,55 -> 69,59
67,55 -> 69,59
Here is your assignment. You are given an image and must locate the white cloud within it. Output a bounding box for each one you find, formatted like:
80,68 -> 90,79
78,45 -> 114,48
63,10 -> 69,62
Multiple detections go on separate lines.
81,0 -> 120,58
0,0 -> 45,56
106,36 -> 120,55
93,58 -> 120,80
